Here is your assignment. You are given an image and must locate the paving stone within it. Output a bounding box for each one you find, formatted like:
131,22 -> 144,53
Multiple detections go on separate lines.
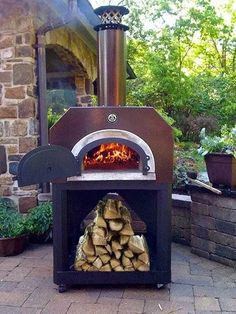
213,277 -> 236,288
194,286 -> 236,298
19,258 -> 52,268
195,311 -> 221,314
193,258 -> 222,271
144,300 -> 195,314
118,299 -> 145,313
190,264 -> 212,276
0,281 -> 18,292
123,286 -> 170,300
4,266 -> 32,282
21,244 -> 52,258
170,283 -> 193,297
172,273 -> 214,286
172,261 -> 191,275
0,258 -> 22,271
67,303 -> 119,314
22,287 -> 57,308
41,298 -> 71,314
52,288 -> 101,303
100,287 -> 124,298
0,271 -> 8,280
0,306 -> 42,314
170,296 -> 195,303
97,296 -> 121,305
219,298 -> 236,311
195,297 -> 220,311
27,267 -> 52,279
0,291 -> 29,306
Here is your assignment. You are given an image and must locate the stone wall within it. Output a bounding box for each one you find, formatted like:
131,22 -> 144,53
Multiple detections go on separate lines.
0,2 -> 38,212
172,194 -> 191,245
0,1 -> 97,211
190,192 -> 236,268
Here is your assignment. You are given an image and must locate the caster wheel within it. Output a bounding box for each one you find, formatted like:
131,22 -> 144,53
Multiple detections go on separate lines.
58,284 -> 67,293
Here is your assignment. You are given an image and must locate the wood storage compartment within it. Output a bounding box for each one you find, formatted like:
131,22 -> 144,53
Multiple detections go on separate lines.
74,195 -> 150,272
52,180 -> 171,291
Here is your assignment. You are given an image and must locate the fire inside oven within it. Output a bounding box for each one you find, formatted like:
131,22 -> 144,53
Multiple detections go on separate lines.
83,142 -> 140,171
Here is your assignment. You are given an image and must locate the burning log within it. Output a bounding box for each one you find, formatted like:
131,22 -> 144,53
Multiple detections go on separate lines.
74,195 -> 150,272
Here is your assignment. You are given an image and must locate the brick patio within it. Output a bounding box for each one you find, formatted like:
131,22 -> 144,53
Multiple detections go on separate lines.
0,243 -> 235,314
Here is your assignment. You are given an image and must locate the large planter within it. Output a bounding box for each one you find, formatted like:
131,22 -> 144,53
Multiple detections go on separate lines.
204,153 -> 236,188
0,235 -> 28,257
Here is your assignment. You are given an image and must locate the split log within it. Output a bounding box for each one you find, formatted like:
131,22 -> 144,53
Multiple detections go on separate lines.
110,258 -> 120,269
93,257 -> 103,269
95,215 -> 107,228
122,255 -> 132,267
107,231 -> 116,242
138,252 -> 149,265
100,264 -> 112,271
100,254 -> 111,264
124,266 -> 135,271
88,265 -> 98,271
114,265 -> 124,271
81,263 -> 91,271
109,220 -> 123,231
87,256 -> 97,263
120,223 -> 134,236
93,226 -> 106,238
105,244 -> 112,254
114,250 -> 122,260
82,236 -> 95,256
95,246 -> 108,256
124,249 -> 134,259
111,240 -> 122,251
128,235 -> 145,254
120,206 -> 131,223
104,199 -> 121,219
120,235 -> 130,245
92,234 -> 107,246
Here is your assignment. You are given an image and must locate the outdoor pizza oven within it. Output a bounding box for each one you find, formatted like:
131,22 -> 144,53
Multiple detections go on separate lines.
17,5 -> 173,292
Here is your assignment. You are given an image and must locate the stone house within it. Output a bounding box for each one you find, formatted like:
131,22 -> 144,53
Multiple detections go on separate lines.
0,0 -> 99,211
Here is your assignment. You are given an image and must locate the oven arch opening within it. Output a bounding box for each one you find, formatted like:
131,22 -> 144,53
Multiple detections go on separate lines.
71,129 -> 156,181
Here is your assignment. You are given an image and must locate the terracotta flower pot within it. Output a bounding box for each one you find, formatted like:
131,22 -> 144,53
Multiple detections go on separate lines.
0,234 -> 28,257
204,153 -> 236,188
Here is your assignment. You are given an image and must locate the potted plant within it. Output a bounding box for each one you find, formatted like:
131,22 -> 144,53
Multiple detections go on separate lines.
198,125 -> 236,188
0,198 -> 28,256
25,202 -> 53,243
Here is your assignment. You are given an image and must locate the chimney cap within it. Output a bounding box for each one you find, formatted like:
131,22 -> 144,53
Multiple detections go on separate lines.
94,5 -> 129,17
94,5 -> 129,31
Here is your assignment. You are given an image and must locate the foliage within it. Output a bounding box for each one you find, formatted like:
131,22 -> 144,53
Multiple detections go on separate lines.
173,147 -> 200,191
0,199 -> 27,238
198,125 -> 236,157
47,108 -> 62,129
121,0 -> 236,141
25,202 -> 53,238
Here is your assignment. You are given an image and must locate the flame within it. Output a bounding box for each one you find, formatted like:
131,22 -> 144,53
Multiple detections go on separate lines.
84,143 -> 139,170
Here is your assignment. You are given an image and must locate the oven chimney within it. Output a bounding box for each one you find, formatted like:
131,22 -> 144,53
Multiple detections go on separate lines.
94,6 -> 129,106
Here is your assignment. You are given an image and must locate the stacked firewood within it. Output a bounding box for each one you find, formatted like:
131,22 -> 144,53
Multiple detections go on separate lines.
74,196 -> 150,272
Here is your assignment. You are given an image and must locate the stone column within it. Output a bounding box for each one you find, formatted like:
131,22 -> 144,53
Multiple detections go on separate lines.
0,6 -> 38,212
75,77 -> 93,107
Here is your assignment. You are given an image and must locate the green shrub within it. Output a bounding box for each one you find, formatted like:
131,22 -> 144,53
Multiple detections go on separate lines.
0,199 -> 27,238
25,202 -> 53,238
198,125 -> 236,158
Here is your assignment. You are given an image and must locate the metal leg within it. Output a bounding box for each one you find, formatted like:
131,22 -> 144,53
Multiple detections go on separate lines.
58,284 -> 67,293
157,283 -> 171,289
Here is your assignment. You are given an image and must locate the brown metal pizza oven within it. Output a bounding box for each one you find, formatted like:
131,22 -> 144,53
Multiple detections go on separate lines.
17,5 -> 173,292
